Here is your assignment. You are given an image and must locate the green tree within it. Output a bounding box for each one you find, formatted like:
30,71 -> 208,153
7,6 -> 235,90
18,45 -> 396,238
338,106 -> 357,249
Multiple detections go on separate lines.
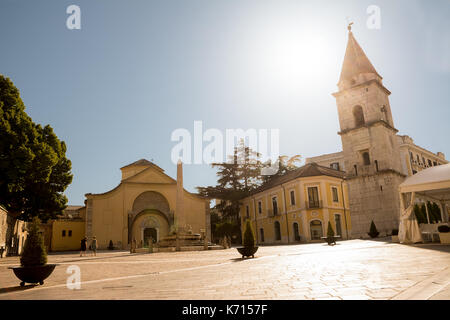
20,217 -> 47,266
0,75 -> 73,222
262,155 -> 302,183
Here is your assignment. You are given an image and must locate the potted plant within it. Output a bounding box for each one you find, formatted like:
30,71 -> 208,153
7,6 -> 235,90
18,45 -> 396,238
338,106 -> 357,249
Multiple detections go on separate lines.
324,221 -> 338,245
236,220 -> 258,258
9,217 -> 57,286
391,229 -> 399,243
108,240 -> 114,250
368,221 -> 380,238
438,225 -> 450,244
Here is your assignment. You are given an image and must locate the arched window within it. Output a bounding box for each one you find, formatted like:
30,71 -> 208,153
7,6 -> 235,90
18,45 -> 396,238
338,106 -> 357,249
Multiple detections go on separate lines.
353,105 -> 365,127
274,221 -> 281,241
362,152 -> 371,165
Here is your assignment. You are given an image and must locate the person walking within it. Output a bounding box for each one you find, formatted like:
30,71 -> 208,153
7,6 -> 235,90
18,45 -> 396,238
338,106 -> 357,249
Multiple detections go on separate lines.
91,236 -> 98,256
80,237 -> 87,257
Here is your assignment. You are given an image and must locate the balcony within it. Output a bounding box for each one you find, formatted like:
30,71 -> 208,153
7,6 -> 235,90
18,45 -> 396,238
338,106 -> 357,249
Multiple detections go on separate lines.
305,200 -> 323,209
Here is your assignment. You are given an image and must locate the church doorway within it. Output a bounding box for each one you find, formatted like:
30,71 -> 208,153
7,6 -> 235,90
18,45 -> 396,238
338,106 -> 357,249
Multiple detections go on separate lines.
143,228 -> 157,247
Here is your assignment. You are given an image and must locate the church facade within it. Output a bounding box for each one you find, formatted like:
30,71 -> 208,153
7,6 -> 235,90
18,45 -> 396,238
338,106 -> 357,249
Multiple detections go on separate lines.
84,159 -> 210,250
306,27 -> 448,238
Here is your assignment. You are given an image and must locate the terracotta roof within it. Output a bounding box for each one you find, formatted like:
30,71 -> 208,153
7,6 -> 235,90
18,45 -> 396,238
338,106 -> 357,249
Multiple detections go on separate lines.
339,31 -> 381,84
248,163 -> 345,196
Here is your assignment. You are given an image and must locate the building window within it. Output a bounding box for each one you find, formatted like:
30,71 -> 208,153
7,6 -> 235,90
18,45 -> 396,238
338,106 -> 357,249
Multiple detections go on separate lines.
62,230 -> 66,237
330,162 -> 340,171
68,230 -> 72,237
272,197 -> 278,215
260,228 -> 265,242
362,152 -> 371,165
246,205 -> 249,219
332,187 -> 339,202
258,201 -> 262,214
334,214 -> 342,236
307,187 -> 320,208
409,152 -> 413,161
290,190 -> 296,206
353,105 -> 365,127
274,221 -> 281,241
354,165 -> 358,176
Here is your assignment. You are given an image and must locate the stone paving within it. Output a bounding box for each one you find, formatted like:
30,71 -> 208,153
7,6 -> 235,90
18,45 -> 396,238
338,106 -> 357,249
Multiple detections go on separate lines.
0,239 -> 449,300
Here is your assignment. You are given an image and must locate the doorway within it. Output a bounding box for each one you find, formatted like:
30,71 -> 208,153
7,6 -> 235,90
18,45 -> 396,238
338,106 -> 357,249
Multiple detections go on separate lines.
143,228 -> 157,247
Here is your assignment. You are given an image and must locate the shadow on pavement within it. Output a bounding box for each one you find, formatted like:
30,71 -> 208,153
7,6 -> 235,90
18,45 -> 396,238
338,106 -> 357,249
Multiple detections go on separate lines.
0,284 -> 37,295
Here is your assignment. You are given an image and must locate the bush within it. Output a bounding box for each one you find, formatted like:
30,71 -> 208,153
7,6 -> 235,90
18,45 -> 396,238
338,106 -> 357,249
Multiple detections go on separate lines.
414,204 -> 427,224
392,229 -> 399,236
327,221 -> 335,238
438,225 -> 450,233
368,221 -> 379,238
243,220 -> 255,248
108,240 -> 114,250
20,217 -> 47,267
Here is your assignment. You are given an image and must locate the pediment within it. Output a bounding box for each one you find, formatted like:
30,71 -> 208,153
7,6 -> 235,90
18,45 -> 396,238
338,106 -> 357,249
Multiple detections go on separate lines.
124,166 -> 176,184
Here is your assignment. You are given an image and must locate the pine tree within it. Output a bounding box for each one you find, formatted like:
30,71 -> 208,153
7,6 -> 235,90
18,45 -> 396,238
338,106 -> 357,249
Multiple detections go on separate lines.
20,217 -> 47,267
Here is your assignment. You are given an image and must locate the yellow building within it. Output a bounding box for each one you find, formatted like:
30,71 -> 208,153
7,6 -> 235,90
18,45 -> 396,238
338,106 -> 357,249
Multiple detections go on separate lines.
84,159 -> 210,250
239,163 -> 351,244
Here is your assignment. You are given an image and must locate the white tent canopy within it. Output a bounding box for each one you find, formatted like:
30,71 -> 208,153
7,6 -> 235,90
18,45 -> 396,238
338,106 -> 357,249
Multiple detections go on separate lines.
398,163 -> 450,244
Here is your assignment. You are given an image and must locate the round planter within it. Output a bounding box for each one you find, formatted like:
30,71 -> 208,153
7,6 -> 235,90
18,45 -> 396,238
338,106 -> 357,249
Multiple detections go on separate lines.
237,246 -> 258,258
9,264 -> 57,286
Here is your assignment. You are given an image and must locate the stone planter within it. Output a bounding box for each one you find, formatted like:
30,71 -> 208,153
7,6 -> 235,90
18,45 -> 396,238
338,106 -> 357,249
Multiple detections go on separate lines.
237,246 -> 258,258
439,232 -> 450,244
391,235 -> 399,243
9,264 -> 57,286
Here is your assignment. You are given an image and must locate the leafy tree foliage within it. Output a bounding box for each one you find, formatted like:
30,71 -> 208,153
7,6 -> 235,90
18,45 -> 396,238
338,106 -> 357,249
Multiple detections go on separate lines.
0,75 -> 73,222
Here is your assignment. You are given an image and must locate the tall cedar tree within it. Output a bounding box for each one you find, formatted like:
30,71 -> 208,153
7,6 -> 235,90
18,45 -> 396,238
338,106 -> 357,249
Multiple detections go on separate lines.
20,217 -> 47,266
0,75 -> 73,222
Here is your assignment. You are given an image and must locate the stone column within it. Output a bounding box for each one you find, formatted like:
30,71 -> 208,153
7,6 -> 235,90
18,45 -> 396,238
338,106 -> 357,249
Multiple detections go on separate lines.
176,160 -> 185,234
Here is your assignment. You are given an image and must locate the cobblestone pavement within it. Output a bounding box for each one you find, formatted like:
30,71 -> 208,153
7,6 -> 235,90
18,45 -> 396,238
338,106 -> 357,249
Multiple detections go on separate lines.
0,239 -> 449,300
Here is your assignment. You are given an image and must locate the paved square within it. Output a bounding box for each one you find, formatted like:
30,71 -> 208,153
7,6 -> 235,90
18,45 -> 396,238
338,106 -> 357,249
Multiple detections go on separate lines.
0,239 -> 449,300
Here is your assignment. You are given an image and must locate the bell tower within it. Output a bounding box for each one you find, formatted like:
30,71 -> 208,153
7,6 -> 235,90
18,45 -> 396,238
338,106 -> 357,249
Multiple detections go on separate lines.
332,25 -> 406,238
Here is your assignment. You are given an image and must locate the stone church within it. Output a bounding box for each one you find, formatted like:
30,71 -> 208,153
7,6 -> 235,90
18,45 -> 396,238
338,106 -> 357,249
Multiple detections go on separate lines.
306,26 -> 448,238
84,159 -> 210,250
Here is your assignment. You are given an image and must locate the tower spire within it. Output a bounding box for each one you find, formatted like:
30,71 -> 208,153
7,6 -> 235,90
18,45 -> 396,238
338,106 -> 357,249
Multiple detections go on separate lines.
338,24 -> 381,90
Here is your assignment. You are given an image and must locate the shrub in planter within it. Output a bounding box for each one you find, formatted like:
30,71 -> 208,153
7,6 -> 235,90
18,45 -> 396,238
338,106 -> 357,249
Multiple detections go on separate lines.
237,220 -> 258,258
324,221 -> 337,245
10,217 -> 57,286
392,229 -> 399,236
243,220 -> 255,248
437,225 -> 450,233
368,221 -> 379,238
20,217 -> 47,267
108,240 -> 114,250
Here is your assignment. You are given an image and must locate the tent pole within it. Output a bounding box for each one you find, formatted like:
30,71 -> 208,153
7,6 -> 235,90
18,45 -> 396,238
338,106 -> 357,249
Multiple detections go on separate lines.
424,200 -> 430,224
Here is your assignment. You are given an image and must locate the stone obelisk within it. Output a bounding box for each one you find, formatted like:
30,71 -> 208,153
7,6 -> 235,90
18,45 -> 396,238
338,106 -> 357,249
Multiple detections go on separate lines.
176,160 -> 185,241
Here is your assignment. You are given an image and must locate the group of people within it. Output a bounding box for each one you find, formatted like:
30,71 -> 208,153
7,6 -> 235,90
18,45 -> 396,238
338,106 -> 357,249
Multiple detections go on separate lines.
80,236 -> 98,257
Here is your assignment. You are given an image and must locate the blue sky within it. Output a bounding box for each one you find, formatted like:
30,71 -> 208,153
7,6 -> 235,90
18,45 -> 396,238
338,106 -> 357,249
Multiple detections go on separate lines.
1,0 -> 449,205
